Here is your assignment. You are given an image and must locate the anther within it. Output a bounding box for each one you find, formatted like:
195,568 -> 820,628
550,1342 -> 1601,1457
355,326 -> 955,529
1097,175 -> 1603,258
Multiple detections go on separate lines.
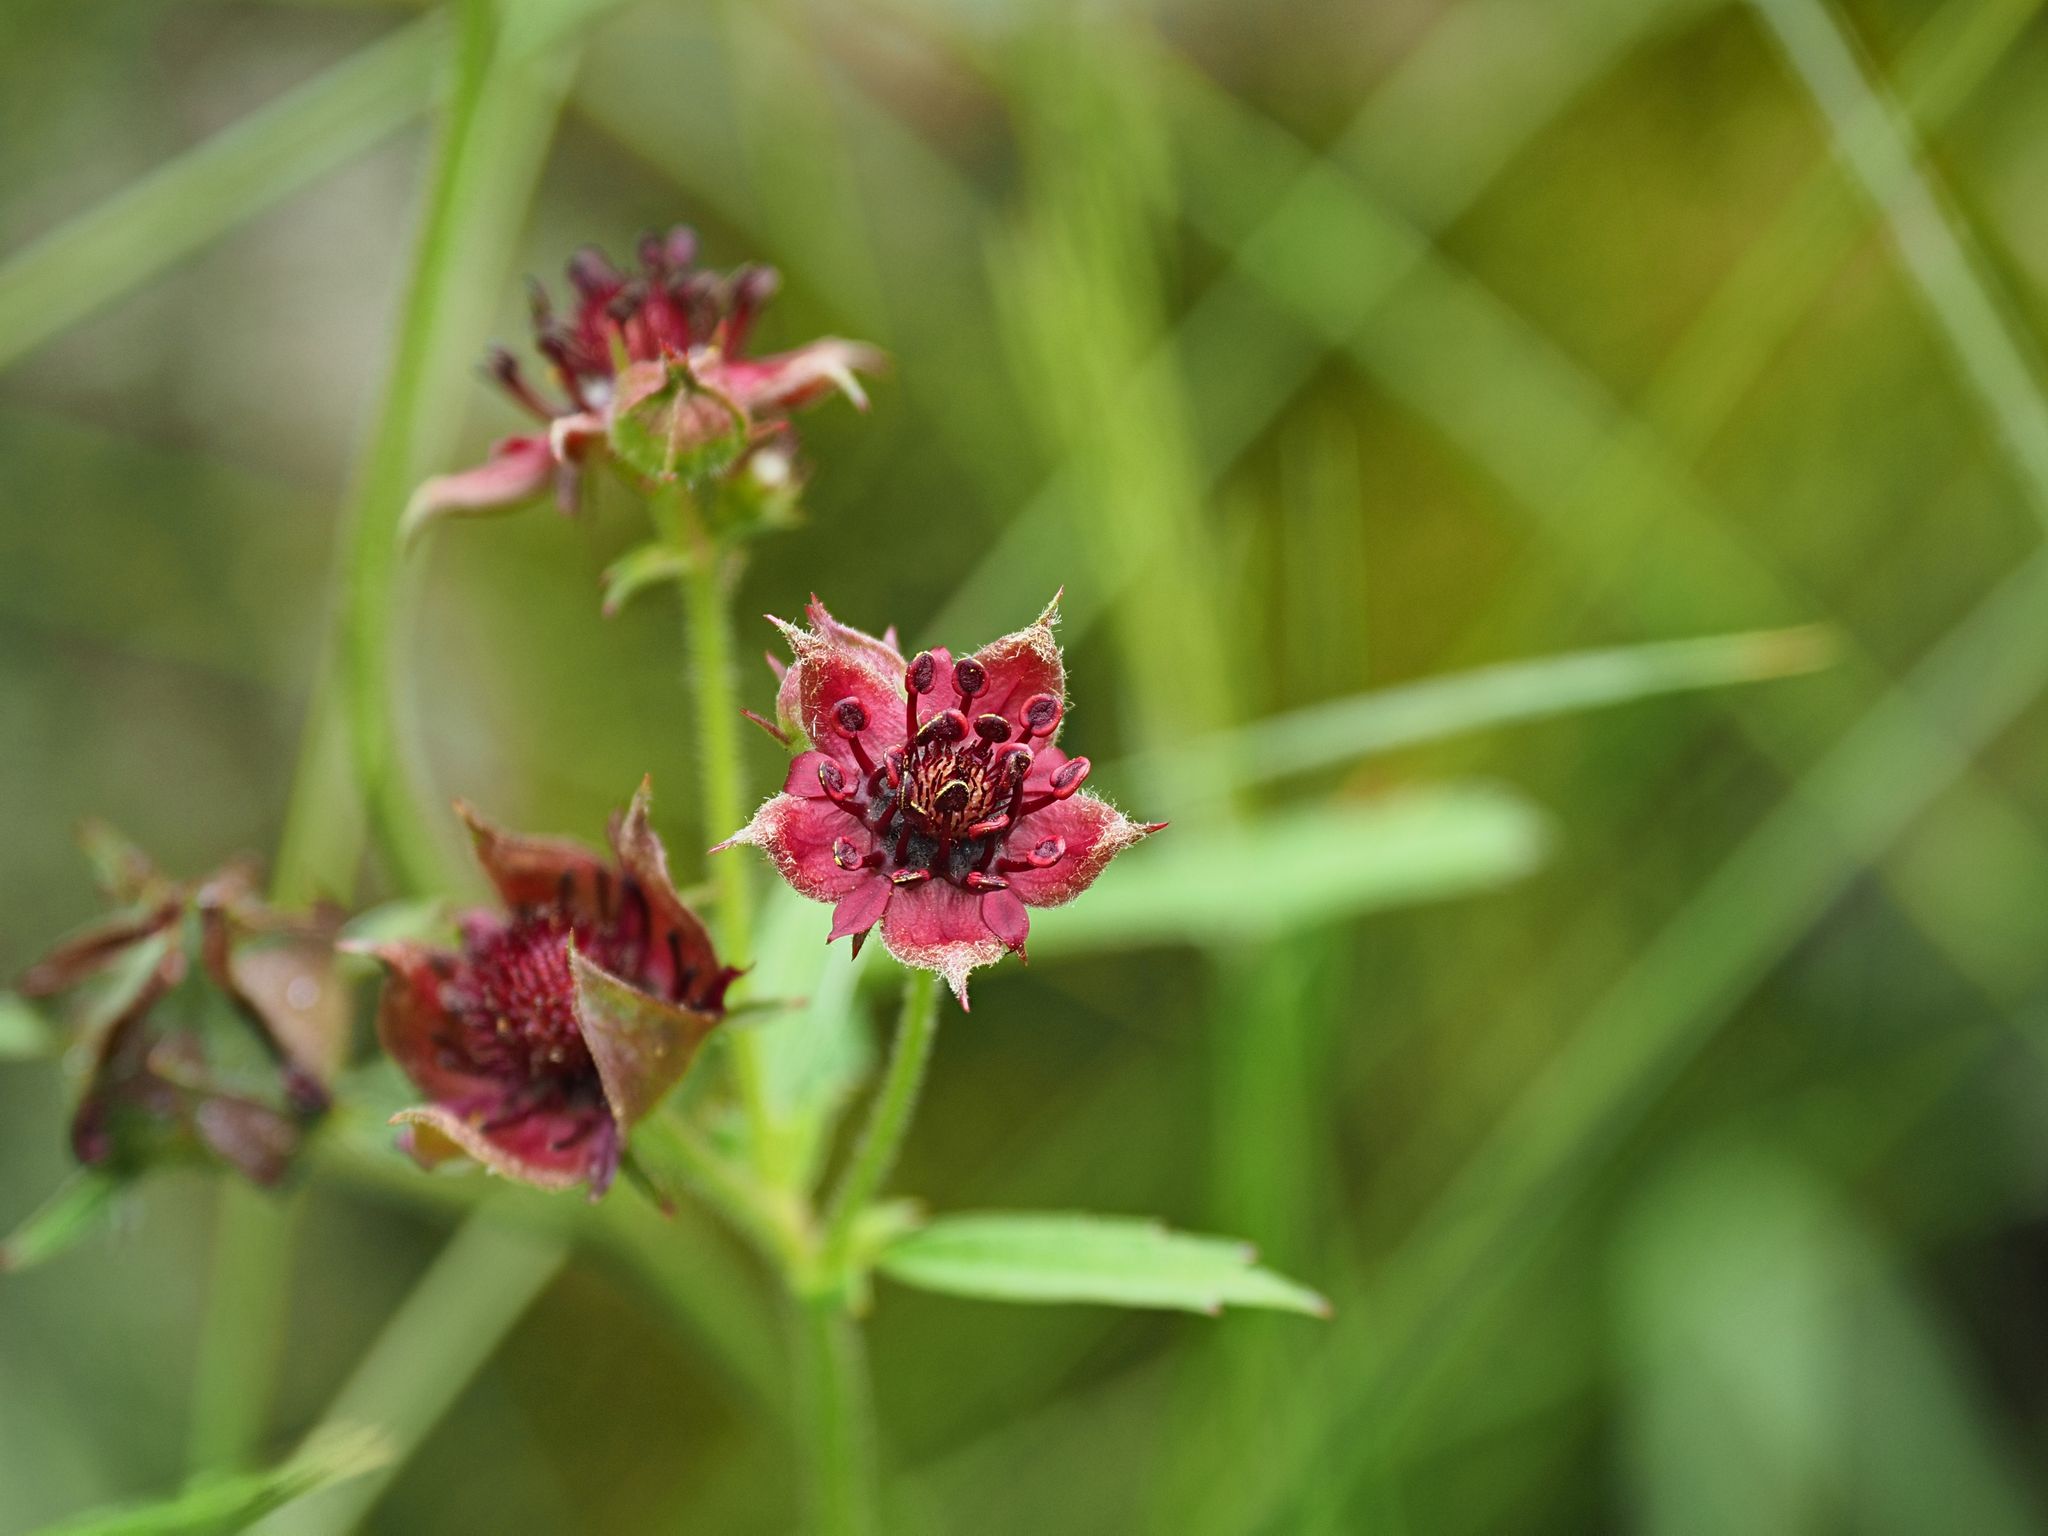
1030,837 -> 1066,867
1022,693 -> 1062,738
966,814 -> 1011,839
935,780 -> 972,818
832,838 -> 875,871
963,871 -> 1009,893
975,713 -> 1012,745
918,709 -> 970,746
906,652 -> 937,696
818,760 -> 854,802
890,868 -> 932,887
831,697 -> 869,736
953,657 -> 988,700
1050,756 -> 1091,798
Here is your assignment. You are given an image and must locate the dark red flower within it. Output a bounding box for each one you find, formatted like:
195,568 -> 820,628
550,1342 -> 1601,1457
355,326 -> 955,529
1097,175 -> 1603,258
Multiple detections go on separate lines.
16,829 -> 344,1187
352,781 -> 737,1196
405,227 -> 881,536
719,596 -> 1163,1007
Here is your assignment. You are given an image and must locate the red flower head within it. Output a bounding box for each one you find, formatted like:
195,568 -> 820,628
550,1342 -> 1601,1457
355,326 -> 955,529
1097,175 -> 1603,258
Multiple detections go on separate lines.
405,226 -> 883,537
353,781 -> 738,1196
16,829 -> 344,1187
719,595 -> 1163,1007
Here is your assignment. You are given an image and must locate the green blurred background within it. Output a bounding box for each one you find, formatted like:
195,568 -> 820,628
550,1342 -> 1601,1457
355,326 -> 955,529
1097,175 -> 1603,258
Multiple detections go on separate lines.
8,0 -> 2048,1529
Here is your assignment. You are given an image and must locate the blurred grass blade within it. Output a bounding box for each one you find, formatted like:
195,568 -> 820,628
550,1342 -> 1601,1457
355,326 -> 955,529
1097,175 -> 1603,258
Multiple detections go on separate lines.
1751,0 -> 2048,524
0,992 -> 54,1060
1614,1142 -> 2043,1534
1028,786 -> 1547,956
879,1213 -> 1330,1317
33,1426 -> 392,1536
0,16 -> 447,373
0,1171 -> 119,1274
1143,625 -> 1836,793
246,1213 -> 565,1536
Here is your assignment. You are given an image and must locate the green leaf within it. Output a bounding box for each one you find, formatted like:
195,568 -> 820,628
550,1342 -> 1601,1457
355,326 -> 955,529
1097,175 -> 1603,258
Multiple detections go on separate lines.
1,1171 -> 120,1275
0,18 -> 447,374
31,1424 -> 391,1536
0,992 -> 54,1061
1028,784 -> 1547,955
1140,625 -> 1837,794
599,541 -> 691,618
878,1212 -> 1330,1317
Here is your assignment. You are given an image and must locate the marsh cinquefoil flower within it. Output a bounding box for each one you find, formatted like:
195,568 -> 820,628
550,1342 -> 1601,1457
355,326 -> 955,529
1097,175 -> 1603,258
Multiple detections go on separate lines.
17,831 -> 342,1186
719,596 -> 1163,1007
404,227 -> 882,538
352,782 -> 737,1196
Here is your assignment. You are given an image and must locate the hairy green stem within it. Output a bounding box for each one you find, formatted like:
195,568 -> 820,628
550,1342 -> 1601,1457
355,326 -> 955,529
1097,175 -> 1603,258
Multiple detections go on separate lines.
675,522 -> 777,1165
795,1295 -> 879,1536
820,968 -> 942,1281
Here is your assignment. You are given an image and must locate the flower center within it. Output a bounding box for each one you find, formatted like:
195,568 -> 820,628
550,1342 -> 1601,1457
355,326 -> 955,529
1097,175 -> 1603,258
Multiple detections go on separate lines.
445,912 -> 641,1090
818,654 -> 1091,893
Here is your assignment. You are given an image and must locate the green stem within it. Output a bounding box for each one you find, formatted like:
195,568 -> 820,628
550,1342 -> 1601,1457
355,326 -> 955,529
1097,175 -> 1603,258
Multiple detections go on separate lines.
185,1185 -> 299,1472
819,968 -> 942,1281
795,1294 -> 879,1536
674,515 -> 777,1163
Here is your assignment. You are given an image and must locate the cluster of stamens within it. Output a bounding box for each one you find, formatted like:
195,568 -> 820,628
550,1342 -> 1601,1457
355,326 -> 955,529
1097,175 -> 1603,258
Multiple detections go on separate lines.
820,653 -> 1092,893
486,228 -> 778,425
434,913 -> 641,1141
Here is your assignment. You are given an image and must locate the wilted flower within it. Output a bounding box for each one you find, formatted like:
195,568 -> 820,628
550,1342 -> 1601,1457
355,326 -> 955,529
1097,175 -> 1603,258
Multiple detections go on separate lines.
352,781 -> 737,1196
719,596 -> 1163,1007
16,828 -> 344,1187
405,227 -> 882,539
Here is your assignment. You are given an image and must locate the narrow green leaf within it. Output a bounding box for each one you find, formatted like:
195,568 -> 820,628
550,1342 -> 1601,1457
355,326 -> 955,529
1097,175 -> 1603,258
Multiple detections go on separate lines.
33,1425 -> 391,1536
1027,784 -> 1547,955
1138,625 -> 1836,794
879,1213 -> 1330,1317
599,541 -> 692,618
0,992 -> 54,1060
1,1171 -> 120,1275
0,17 -> 447,372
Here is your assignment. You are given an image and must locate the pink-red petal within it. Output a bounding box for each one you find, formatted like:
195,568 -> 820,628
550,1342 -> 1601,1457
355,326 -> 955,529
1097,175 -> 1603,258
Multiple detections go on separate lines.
716,794 -> 878,903
1005,794 -> 1160,908
355,940 -> 495,1105
456,801 -> 614,923
715,339 -> 885,415
772,610 -> 910,753
402,435 -> 556,546
829,874 -> 893,943
879,880 -> 1008,1010
391,1102 -> 607,1192
606,777 -> 735,1012
969,594 -> 1065,737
